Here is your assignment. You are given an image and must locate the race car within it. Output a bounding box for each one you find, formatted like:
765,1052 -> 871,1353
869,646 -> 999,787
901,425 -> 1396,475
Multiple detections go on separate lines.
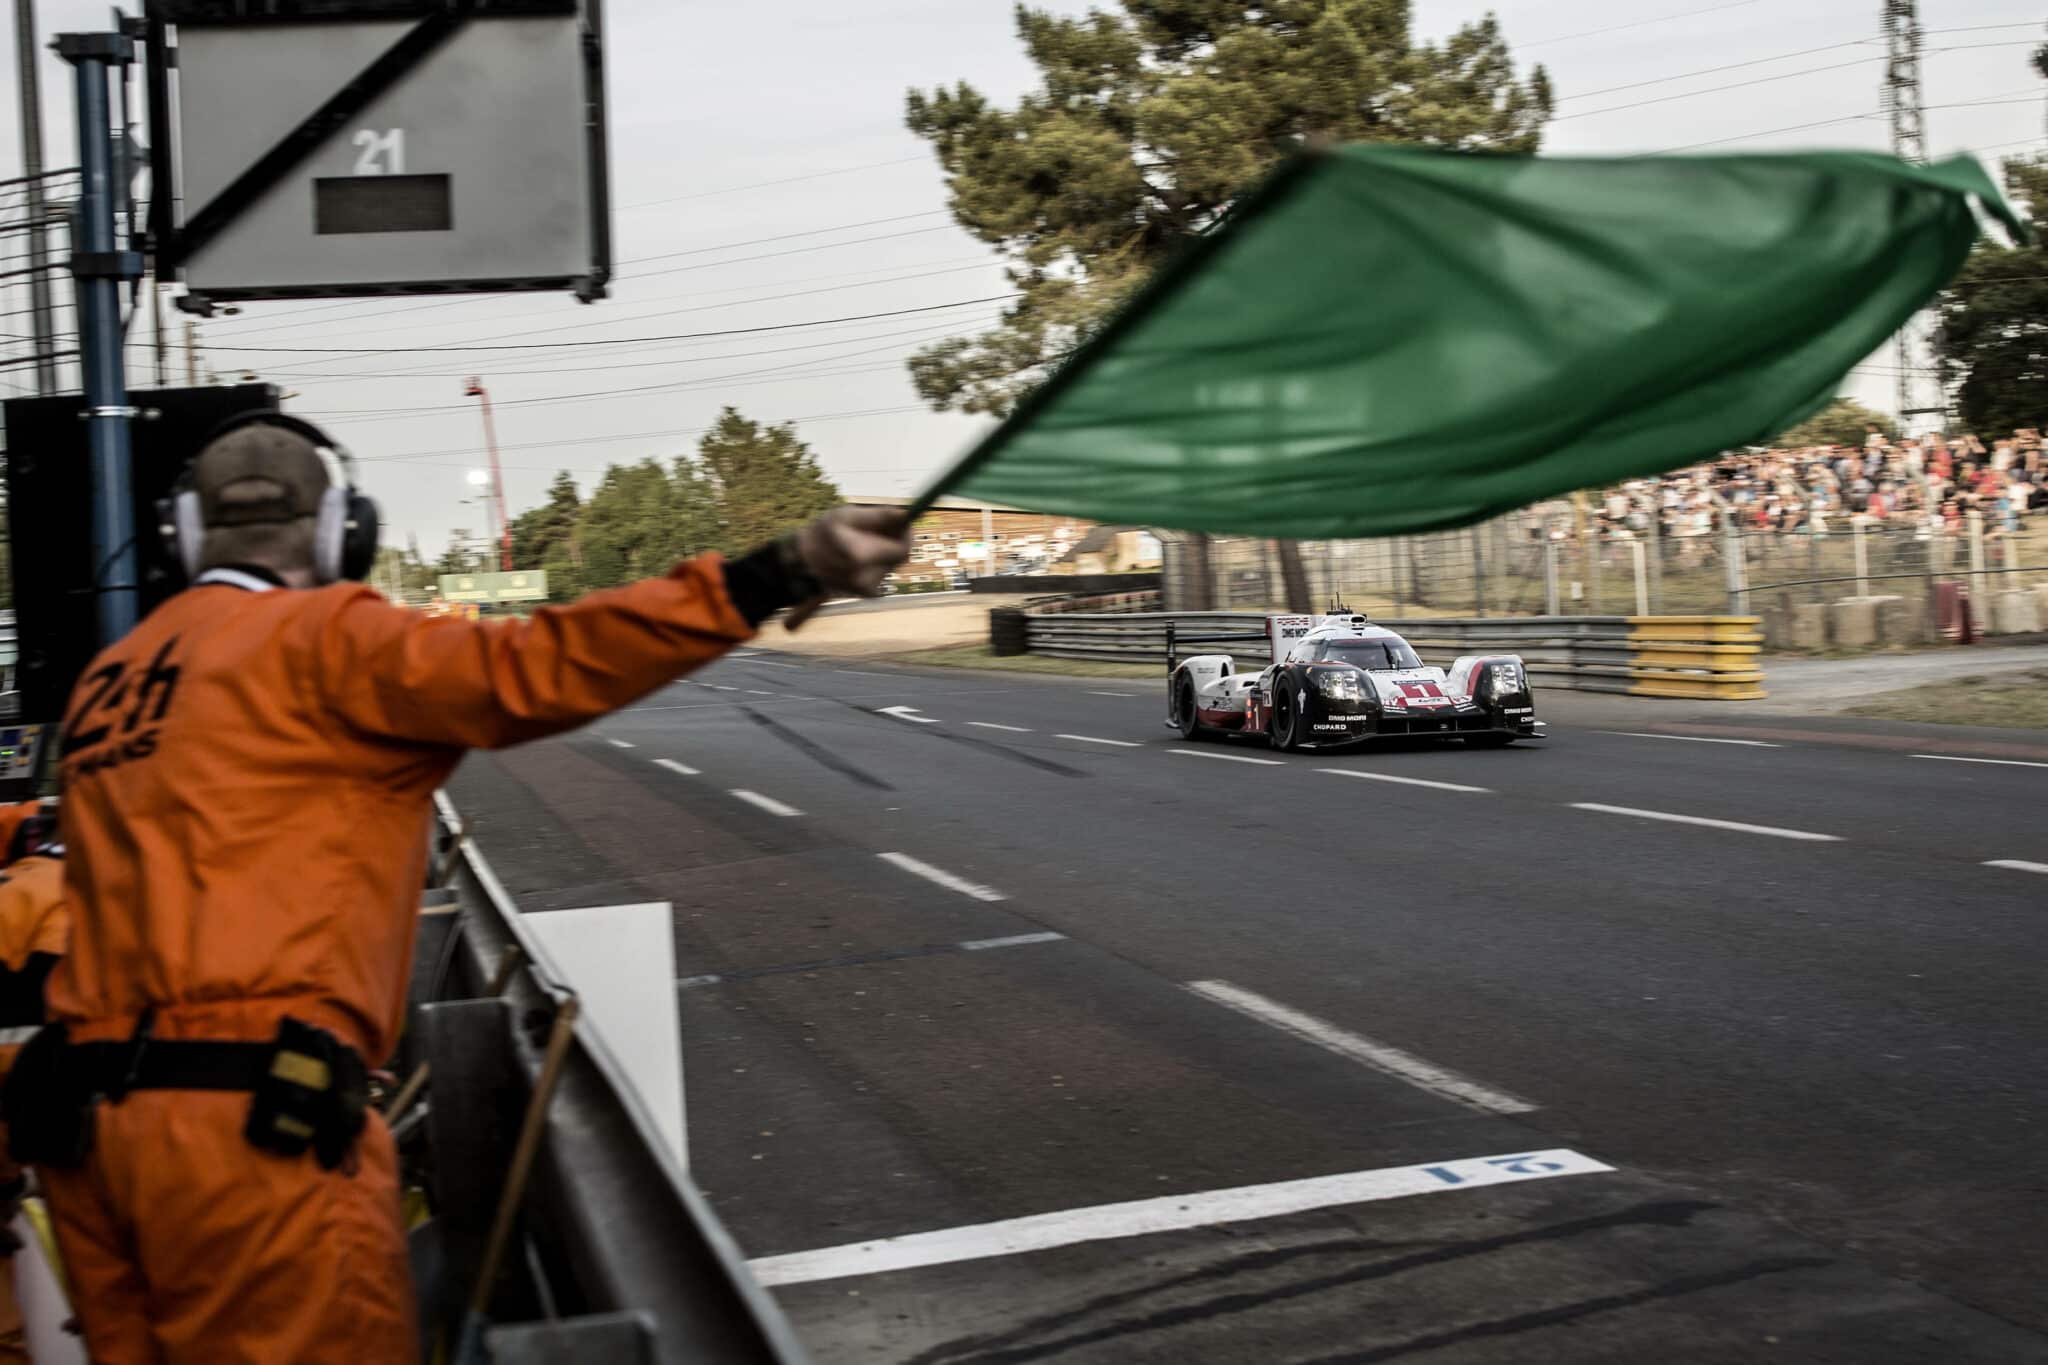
1165,607 -> 1544,750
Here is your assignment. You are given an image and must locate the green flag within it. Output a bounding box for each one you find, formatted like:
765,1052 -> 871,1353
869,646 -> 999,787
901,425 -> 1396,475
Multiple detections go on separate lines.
923,146 -> 2026,539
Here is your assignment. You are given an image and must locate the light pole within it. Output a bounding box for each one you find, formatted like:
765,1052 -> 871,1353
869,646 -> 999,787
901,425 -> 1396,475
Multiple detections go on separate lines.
463,376 -> 512,571
464,471 -> 499,572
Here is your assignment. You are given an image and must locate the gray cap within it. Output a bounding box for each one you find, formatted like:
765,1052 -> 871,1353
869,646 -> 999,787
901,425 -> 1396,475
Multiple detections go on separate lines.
192,424 -> 331,526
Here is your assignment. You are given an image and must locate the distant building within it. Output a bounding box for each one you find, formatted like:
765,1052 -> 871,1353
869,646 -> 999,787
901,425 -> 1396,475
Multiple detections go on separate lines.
846,494 -> 1105,588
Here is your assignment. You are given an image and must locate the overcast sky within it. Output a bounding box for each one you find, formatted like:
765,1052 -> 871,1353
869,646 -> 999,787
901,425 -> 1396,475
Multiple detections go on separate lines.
3,1 -> 2044,555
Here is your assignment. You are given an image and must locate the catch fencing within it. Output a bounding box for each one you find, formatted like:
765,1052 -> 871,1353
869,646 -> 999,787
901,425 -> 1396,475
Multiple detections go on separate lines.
1158,509 -> 2043,649
1000,604 -> 1765,700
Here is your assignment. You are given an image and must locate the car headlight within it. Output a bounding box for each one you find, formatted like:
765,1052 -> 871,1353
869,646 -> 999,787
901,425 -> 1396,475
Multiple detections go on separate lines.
1488,662 -> 1524,694
1313,670 -> 1366,700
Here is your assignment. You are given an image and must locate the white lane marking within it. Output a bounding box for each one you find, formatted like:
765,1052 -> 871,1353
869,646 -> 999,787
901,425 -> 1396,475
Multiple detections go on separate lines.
1985,859 -> 2048,875
1599,731 -> 1780,748
878,852 -> 1006,902
1912,754 -> 2048,770
606,738 -> 636,749
1056,734 -> 1140,747
730,789 -> 803,817
1319,769 -> 1489,794
879,705 -> 940,724
748,1148 -> 1606,1286
677,973 -> 724,988
743,658 -> 806,669
1170,749 -> 1283,766
1187,980 -> 1535,1115
652,758 -> 700,776
967,722 -> 1033,733
731,651 -> 762,658
1088,691 -> 1137,698
1570,802 -> 1840,842
705,684 -> 740,692
959,931 -> 1066,951
745,689 -> 779,696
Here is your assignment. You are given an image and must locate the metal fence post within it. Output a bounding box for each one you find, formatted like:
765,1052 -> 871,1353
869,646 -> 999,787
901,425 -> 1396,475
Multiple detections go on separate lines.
57,30 -> 143,646
1851,515 -> 1870,598
1542,523 -> 1560,615
1471,526 -> 1487,617
1722,511 -> 1748,615
1966,510 -> 1985,633
1627,539 -> 1648,616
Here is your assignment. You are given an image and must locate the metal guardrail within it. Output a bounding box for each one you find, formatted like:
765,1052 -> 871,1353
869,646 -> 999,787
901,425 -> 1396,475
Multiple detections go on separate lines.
415,793 -> 809,1365
1009,609 -> 1766,700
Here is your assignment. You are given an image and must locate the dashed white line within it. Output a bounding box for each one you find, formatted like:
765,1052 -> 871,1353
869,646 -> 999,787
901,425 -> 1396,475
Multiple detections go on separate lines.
746,1147 -> 1606,1286
877,852 -> 1007,902
1985,859 -> 2048,875
1912,754 -> 2048,770
1056,734 -> 1140,748
878,706 -> 939,724
652,758 -> 701,777
1088,691 -> 1137,698
745,689 -> 779,696
1187,980 -> 1535,1115
606,738 -> 636,749
1319,769 -> 1490,794
967,722 -> 1033,733
705,684 -> 740,692
1570,802 -> 1840,842
743,658 -> 806,669
959,931 -> 1066,951
1170,749 -> 1283,765
1599,731 -> 1781,748
730,789 -> 803,817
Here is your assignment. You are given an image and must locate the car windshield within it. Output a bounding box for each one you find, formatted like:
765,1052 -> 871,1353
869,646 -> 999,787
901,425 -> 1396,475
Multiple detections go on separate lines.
1323,639 -> 1423,670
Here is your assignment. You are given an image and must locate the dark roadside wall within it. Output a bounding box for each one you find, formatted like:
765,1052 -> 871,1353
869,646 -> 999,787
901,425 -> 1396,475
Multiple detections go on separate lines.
969,574 -> 1161,595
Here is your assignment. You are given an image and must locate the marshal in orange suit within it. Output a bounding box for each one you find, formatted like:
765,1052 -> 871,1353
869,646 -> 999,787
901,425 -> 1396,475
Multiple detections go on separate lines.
18,413 -> 906,1365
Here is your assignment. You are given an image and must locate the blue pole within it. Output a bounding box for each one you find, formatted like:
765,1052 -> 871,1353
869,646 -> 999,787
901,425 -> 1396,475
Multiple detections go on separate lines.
58,31 -> 141,646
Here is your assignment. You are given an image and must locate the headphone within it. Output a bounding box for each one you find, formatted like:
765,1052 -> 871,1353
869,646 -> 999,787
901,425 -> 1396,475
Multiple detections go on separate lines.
158,410 -> 382,585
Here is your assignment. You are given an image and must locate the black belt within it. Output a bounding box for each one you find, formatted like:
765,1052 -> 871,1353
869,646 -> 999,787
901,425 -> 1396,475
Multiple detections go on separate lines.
70,1038 -> 275,1096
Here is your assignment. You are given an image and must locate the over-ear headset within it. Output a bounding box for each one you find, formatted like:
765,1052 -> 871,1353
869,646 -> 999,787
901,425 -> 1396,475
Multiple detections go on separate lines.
157,410 -> 382,585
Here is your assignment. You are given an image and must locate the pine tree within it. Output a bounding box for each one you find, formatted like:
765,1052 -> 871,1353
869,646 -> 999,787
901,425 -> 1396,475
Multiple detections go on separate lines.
905,0 -> 1552,415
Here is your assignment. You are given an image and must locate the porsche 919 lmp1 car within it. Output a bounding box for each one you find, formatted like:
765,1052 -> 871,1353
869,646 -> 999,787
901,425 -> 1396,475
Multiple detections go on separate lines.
1166,609 -> 1545,750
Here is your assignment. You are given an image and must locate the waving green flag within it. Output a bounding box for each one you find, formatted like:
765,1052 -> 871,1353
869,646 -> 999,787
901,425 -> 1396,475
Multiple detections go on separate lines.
921,146 -> 2026,538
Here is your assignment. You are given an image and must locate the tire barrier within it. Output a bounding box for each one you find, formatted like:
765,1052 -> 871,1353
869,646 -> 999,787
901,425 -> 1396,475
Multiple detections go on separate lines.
1005,608 -> 1766,700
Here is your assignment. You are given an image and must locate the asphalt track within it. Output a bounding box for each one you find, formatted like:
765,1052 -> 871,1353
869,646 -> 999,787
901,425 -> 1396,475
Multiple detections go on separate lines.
446,649 -> 2048,1363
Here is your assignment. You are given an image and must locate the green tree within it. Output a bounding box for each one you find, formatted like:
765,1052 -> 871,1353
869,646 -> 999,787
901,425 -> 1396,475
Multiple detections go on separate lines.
435,529 -> 486,576
1940,157 -> 2048,438
1770,397 -> 1897,448
508,470 -> 583,570
695,408 -> 839,553
904,0 -> 1553,415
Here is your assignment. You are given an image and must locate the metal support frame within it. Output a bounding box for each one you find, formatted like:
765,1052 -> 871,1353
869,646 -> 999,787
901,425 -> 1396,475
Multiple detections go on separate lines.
58,30 -> 143,646
1882,0 -> 1935,424
14,0 -> 59,394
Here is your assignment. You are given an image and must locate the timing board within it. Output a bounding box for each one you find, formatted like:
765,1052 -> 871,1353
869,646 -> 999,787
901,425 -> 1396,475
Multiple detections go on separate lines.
147,0 -> 611,305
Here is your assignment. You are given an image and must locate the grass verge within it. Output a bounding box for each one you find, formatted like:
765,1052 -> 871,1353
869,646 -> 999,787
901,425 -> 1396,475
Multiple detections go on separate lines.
1844,668 -> 2048,730
882,646 -> 1160,680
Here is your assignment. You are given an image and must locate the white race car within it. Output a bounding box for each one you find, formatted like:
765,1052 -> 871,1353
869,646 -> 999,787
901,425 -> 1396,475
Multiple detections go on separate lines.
1166,609 -> 1544,750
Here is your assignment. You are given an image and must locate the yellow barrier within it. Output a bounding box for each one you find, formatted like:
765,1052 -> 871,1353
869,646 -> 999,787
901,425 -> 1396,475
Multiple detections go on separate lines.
1625,617 -> 1766,699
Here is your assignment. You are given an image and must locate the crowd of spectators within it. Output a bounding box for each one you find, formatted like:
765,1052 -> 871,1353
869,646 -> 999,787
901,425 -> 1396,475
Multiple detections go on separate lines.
1594,427 -> 2043,543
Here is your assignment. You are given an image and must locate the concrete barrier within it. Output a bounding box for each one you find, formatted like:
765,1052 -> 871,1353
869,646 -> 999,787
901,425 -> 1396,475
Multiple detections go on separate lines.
1830,598 -> 1880,648
1790,603 -> 1830,651
1991,589 -> 2042,636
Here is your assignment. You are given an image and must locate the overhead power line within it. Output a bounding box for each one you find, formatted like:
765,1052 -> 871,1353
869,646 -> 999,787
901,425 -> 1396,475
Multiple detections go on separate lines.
1522,0 -> 1764,50
201,295 -> 1021,353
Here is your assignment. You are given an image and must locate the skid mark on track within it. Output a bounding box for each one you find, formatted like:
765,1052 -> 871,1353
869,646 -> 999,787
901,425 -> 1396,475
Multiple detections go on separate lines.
741,706 -> 894,790
897,1201 -> 1720,1365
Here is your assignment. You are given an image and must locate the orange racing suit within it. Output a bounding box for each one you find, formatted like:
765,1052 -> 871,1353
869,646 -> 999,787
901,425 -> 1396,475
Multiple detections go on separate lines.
42,557 -> 755,1364
0,850 -> 67,1365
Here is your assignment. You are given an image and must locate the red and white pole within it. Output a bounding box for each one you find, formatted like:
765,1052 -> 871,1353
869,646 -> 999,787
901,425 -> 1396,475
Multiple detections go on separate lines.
464,376 -> 513,571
